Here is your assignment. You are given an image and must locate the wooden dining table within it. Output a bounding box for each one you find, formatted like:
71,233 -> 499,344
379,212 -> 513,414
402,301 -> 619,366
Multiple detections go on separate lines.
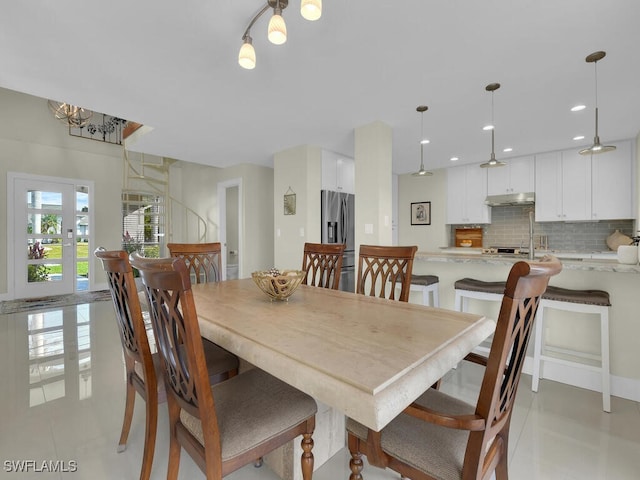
191,278 -> 495,432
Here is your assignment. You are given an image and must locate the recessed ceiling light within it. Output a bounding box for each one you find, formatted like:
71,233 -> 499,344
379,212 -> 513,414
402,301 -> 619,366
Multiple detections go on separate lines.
571,104 -> 586,112
420,139 -> 430,144
450,156 -> 459,161
482,124 -> 494,131
573,135 -> 585,141
503,147 -> 513,153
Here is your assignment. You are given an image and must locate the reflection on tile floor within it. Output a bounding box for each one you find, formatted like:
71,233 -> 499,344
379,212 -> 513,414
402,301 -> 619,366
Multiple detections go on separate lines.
1,301 -> 639,479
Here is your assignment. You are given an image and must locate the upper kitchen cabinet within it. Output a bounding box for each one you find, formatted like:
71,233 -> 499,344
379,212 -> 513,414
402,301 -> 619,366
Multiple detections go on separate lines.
535,140 -> 633,222
487,155 -> 534,195
591,140 -> 633,220
322,150 -> 355,194
535,150 -> 591,221
447,163 -> 491,224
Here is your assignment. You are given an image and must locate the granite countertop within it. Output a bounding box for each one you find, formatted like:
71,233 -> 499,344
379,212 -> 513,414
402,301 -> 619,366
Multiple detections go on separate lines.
415,250 -> 640,274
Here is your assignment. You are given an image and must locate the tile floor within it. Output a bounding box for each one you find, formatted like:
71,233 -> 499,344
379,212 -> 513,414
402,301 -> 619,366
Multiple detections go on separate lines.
1,300 -> 639,479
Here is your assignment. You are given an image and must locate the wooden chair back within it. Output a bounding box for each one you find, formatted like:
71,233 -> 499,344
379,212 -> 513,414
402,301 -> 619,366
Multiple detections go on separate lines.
129,254 -> 208,420
465,256 -> 562,476
356,245 -> 417,302
94,248 -> 158,480
167,242 -> 222,283
301,242 -> 345,290
347,255 -> 562,480
130,253 -> 316,479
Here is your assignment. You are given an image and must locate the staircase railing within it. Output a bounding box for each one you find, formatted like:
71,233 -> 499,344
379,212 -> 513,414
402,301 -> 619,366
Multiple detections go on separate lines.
122,149 -> 207,246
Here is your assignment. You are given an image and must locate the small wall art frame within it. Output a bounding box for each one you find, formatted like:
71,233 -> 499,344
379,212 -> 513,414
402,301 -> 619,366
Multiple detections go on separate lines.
284,187 -> 296,215
411,201 -> 431,225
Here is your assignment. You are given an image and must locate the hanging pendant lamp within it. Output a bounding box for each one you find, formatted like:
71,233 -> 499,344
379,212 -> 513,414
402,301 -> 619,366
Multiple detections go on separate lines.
579,51 -> 616,155
412,105 -> 433,177
480,83 -> 506,168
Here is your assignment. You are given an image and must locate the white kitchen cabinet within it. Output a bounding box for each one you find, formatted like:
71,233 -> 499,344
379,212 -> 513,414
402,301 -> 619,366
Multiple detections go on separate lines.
447,163 -> 491,224
322,150 -> 355,194
487,155 -> 535,195
591,140 -> 633,220
535,140 -> 633,222
535,150 -> 591,221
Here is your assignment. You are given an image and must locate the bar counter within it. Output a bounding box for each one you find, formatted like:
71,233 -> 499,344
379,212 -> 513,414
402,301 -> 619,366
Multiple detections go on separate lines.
411,250 -> 640,402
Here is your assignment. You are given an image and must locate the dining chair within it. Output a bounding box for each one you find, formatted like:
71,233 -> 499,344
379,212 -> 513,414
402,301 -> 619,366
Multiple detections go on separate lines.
94,249 -> 240,480
129,253 -> 317,480
301,242 -> 345,290
167,242 -> 223,283
346,255 -> 562,480
356,245 -> 418,302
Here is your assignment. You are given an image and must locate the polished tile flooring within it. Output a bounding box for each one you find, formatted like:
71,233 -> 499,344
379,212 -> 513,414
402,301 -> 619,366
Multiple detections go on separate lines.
1,300 -> 639,479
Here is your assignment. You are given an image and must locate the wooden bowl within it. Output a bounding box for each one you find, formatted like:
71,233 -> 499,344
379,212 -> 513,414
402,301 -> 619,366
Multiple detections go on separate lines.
251,270 -> 305,301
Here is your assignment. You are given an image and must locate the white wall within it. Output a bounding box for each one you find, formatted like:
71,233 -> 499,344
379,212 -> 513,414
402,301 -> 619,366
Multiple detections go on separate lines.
1,88 -> 276,296
397,168 -> 449,250
0,88 -> 123,297
273,145 -> 322,270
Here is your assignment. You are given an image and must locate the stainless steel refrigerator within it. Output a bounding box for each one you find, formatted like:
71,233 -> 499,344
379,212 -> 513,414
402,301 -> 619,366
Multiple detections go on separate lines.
321,190 -> 355,292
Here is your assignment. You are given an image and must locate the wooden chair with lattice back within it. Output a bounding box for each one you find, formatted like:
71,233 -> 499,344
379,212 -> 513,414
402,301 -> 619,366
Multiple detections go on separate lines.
167,242 -> 223,284
301,242 -> 345,290
129,253 -> 317,480
94,249 -> 240,480
346,255 -> 562,480
356,245 -> 418,302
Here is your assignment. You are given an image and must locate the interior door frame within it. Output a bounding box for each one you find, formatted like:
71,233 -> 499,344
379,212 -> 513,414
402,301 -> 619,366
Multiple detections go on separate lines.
6,172 -> 95,300
217,178 -> 243,280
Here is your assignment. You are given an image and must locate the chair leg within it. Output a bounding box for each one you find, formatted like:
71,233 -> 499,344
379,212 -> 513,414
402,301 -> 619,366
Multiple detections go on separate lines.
300,432 -> 314,480
601,307 -> 611,412
139,389 -> 159,480
118,373 -> 136,453
432,286 -> 439,307
531,304 -> 545,392
166,401 -> 182,480
348,435 -> 364,480
454,290 -> 462,312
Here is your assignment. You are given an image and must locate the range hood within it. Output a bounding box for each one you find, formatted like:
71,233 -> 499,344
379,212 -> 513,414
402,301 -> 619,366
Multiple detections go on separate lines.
485,192 -> 535,206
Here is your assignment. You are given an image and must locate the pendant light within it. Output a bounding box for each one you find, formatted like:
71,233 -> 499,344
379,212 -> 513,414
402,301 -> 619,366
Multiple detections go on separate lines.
268,0 -> 287,45
300,0 -> 322,21
579,51 -> 616,155
480,83 -> 506,168
412,105 -> 433,176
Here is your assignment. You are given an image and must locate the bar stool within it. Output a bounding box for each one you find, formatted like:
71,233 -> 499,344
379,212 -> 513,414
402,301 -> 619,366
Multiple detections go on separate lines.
453,278 -> 505,355
532,286 -> 611,412
410,274 -> 440,307
454,278 -> 505,311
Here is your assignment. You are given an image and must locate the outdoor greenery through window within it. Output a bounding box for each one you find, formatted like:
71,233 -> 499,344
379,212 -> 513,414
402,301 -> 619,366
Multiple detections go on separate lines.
122,192 -> 164,260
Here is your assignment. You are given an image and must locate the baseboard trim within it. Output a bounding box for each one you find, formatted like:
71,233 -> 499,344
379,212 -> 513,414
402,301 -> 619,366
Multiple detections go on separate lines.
523,356 -> 640,403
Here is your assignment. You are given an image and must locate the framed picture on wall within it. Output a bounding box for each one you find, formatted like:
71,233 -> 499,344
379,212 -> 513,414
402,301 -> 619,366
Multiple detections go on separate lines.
411,201 -> 431,225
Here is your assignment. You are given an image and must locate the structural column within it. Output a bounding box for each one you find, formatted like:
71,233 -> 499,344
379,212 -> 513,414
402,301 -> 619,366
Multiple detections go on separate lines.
354,121 -> 393,250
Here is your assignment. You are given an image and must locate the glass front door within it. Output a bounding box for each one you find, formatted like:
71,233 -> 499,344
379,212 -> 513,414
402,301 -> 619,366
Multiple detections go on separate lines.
13,177 -> 91,298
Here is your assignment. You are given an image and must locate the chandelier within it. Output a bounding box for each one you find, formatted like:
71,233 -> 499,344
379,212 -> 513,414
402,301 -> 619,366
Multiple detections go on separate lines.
47,100 -> 93,128
238,0 -> 322,70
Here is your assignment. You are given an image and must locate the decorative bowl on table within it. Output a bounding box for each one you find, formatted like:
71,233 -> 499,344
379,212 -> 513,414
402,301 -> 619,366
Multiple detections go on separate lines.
251,269 -> 305,301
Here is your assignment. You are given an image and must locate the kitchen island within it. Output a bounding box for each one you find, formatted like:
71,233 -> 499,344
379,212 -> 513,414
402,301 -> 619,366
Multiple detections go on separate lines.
412,250 -> 640,404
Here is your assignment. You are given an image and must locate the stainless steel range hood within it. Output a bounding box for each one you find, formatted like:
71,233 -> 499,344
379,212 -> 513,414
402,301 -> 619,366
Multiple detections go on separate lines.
485,192 -> 535,206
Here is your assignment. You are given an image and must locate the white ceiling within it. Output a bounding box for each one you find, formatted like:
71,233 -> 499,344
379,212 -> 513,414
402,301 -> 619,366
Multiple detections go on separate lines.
1,1 -> 639,174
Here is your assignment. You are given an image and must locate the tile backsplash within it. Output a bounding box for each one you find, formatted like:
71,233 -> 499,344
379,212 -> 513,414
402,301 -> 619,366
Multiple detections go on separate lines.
451,205 -> 635,252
